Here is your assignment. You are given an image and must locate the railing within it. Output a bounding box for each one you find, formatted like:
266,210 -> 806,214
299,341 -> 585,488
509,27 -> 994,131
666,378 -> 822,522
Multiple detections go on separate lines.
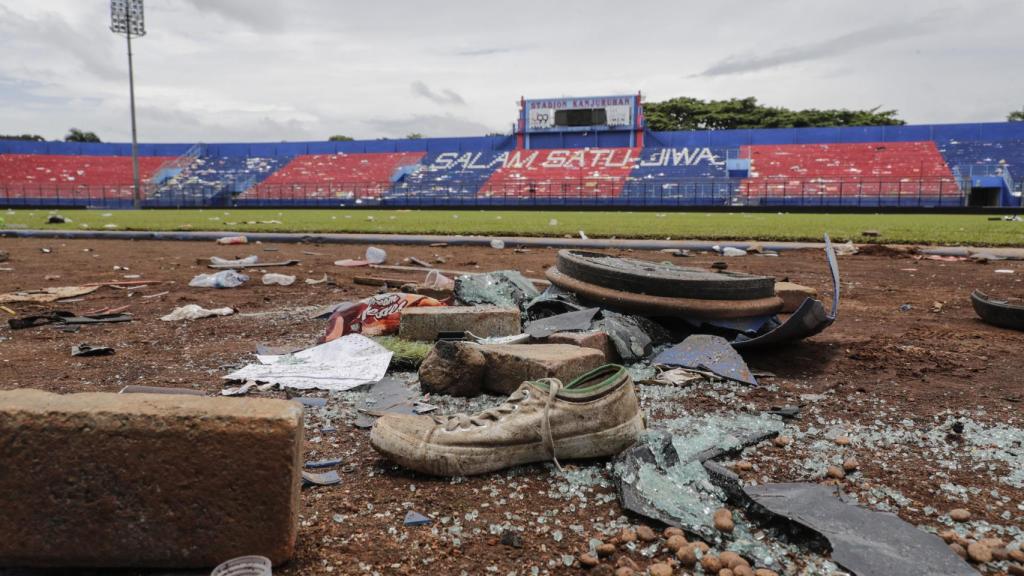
0,177 -> 971,210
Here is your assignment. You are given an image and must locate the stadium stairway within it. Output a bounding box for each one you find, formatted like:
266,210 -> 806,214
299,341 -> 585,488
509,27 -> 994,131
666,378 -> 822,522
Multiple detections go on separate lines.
151,155 -> 289,207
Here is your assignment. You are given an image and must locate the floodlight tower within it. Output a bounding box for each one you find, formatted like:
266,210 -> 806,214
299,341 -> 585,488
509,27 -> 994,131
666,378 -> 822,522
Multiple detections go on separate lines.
110,0 -> 146,209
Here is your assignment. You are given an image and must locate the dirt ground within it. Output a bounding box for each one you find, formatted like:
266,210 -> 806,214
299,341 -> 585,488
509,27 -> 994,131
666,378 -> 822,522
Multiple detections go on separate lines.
1,236 -> 1022,576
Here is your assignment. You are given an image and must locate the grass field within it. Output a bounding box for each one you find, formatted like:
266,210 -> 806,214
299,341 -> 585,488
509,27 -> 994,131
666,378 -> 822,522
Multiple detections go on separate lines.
2,208 -> 1023,246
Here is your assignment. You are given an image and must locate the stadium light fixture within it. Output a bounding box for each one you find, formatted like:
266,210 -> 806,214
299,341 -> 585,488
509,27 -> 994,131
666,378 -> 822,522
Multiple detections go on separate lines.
110,0 -> 146,208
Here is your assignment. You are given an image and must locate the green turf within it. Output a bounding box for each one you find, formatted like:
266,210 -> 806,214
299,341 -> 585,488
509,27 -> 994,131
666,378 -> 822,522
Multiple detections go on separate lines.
2,208 -> 1023,246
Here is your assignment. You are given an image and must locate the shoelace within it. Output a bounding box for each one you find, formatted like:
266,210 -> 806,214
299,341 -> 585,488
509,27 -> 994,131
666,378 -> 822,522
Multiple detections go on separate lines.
433,379 -> 565,472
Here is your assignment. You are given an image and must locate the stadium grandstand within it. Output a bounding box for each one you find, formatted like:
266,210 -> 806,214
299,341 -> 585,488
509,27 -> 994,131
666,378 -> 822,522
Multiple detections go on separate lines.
1,94 -> 1022,209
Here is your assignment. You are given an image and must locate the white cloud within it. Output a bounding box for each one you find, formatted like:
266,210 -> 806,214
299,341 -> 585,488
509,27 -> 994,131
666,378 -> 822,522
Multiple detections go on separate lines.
0,0 -> 1021,142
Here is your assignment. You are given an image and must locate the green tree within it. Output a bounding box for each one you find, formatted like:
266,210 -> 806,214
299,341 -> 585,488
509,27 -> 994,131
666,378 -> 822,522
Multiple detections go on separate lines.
643,97 -> 904,131
64,128 -> 101,143
0,133 -> 45,141
328,134 -> 354,141
405,133 -> 425,140
1008,107 -> 1024,122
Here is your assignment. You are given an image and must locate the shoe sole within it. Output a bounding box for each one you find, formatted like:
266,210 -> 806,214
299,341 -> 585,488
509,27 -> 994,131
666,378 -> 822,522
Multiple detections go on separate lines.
370,412 -> 645,476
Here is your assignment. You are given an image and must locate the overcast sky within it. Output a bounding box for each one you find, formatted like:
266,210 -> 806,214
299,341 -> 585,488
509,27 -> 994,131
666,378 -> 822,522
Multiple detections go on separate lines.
1,0 -> 1022,143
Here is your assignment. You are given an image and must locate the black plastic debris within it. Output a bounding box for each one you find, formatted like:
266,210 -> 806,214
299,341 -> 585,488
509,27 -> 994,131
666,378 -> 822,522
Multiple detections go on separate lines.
593,310 -> 669,363
768,405 -> 801,419
9,311 -> 133,330
301,470 -> 340,488
305,458 -> 343,469
524,307 -> 600,338
970,289 -> 1024,331
47,215 -> 67,224
745,483 -> 977,576
500,529 -> 524,548
404,511 -> 431,526
653,334 -> 757,386
71,344 -> 114,357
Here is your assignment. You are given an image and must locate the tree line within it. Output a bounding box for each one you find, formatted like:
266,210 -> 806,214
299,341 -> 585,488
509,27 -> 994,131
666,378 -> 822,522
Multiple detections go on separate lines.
0,128 -> 101,143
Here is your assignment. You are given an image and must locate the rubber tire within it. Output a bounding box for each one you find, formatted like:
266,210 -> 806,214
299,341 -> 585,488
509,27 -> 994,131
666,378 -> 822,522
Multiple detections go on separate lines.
555,250 -> 775,300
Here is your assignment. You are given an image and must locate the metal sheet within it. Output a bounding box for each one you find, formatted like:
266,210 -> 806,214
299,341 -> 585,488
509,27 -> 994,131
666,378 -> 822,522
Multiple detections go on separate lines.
745,483 -> 976,576
652,334 -> 757,386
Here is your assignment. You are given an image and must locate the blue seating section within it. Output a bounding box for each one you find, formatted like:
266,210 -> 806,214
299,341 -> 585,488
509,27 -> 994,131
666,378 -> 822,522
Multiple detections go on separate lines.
388,150 -> 505,203
937,140 -> 1024,178
150,155 -> 290,206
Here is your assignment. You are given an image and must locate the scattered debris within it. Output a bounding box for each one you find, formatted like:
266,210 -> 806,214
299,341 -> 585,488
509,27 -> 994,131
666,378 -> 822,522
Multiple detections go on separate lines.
216,235 -> 248,245
225,334 -> 392,391
523,307 -> 600,338
8,310 -> 132,330
653,335 -> 757,386
304,274 -> 329,285
321,293 -> 445,341
454,270 -> 540,310
189,270 -> 249,289
355,374 -> 420,428
161,304 -> 235,322
365,246 -> 387,264
0,285 -> 99,304
262,273 -> 296,286
404,511 -> 432,526
119,385 -> 205,396
301,470 -> 341,488
833,240 -> 858,256
210,555 -> 272,576
970,289 -> 1024,331
71,344 -> 114,357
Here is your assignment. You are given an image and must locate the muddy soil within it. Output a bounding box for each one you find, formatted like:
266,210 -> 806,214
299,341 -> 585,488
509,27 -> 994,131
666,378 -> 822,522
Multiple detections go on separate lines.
1,237 -> 1022,576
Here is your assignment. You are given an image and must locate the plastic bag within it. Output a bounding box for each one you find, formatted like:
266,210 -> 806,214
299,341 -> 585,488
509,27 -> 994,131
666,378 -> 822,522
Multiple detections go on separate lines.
262,273 -> 296,286
188,270 -> 249,289
365,246 -> 387,264
320,293 -> 444,342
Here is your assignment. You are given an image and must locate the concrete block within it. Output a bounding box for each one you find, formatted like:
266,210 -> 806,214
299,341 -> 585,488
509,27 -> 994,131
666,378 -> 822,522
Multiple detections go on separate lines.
0,389 -> 303,568
546,330 -> 619,362
399,305 -> 520,341
775,281 -> 818,313
475,344 -> 605,395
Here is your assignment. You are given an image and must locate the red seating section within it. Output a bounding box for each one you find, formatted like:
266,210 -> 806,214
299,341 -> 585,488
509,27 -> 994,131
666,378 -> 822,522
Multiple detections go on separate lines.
253,152 -> 425,199
480,148 -> 639,198
740,142 -> 957,196
0,154 -> 170,187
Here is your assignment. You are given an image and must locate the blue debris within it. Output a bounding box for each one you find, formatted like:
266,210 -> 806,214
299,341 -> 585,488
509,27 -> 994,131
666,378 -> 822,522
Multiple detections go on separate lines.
404,511 -> 432,526
652,334 -> 757,386
301,470 -> 340,488
304,458 -> 343,469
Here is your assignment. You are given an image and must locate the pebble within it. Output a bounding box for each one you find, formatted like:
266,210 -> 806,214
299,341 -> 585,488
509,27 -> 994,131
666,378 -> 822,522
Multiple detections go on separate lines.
949,508 -> 972,522
597,543 -> 616,557
733,566 -> 755,576
967,542 -> 992,564
635,525 -> 658,542
938,530 -> 957,544
648,562 -> 673,576
693,541 -> 710,554
579,553 -> 600,568
826,465 -> 846,480
1009,564 -> 1024,576
701,555 -> 723,573
676,545 -> 697,568
834,435 -> 851,446
773,436 -> 792,447
720,551 -> 748,569
980,537 -> 1005,549
842,457 -> 860,473
993,548 -> 1010,562
663,527 -> 684,539
734,460 -> 754,472
614,568 -> 634,576
591,566 -> 614,576
949,543 -> 967,559
713,508 -> 735,533
1011,549 -> 1024,563
666,535 -> 688,552
619,528 -> 637,544
719,569 -> 735,576
754,570 -> 779,576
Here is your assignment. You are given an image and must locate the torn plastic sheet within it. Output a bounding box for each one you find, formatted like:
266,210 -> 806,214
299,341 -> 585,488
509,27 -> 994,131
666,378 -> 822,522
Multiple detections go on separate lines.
454,270 -> 540,310
524,307 -> 600,338
613,413 -> 783,541
652,334 -> 757,386
732,234 -> 839,350
224,334 -> 392,391
745,483 -> 977,576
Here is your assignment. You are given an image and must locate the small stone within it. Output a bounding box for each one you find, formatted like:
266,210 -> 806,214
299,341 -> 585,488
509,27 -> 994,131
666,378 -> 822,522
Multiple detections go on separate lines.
663,527 -> 684,539
676,545 -> 697,568
718,569 -> 734,576
616,557 -> 639,570
733,566 -> 755,576
773,436 -> 792,447
701,555 -> 723,573
713,508 -> 735,533
834,436 -> 851,446
618,528 -> 637,544
597,543 -> 616,557
949,508 -> 971,522
635,525 -> 657,542
1010,549 -> 1024,563
666,535 -> 687,552
720,551 -> 748,569
1008,563 -> 1024,576
842,457 -> 859,473
734,460 -> 754,472
826,465 -> 846,480
993,548 -> 1009,562
754,570 -> 779,576
949,543 -> 967,559
967,542 -> 992,564
614,568 -> 634,576
938,530 -> 958,544
499,529 -> 523,548
648,562 -> 673,576
980,537 -> 1005,549
592,566 -> 614,576
579,553 -> 600,567
693,541 -> 710,554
